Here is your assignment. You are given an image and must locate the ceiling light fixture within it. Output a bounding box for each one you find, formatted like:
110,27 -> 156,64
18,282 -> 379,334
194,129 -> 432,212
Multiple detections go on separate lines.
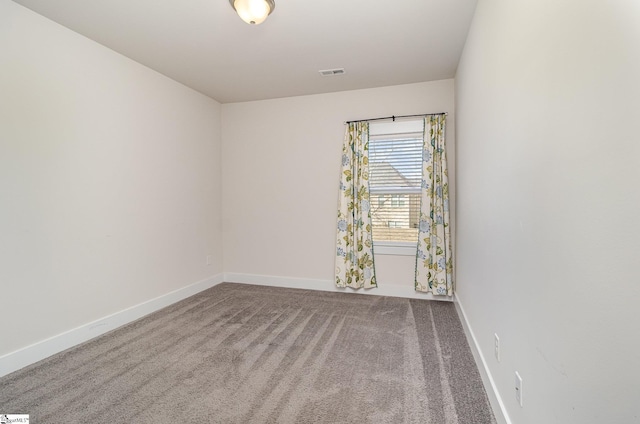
229,0 -> 275,25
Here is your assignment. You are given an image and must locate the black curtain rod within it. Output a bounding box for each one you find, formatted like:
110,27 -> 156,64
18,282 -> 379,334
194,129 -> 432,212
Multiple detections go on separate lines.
345,112 -> 447,124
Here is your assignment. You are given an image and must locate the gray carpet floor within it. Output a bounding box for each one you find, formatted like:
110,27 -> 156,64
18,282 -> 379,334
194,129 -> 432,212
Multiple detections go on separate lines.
0,283 -> 496,423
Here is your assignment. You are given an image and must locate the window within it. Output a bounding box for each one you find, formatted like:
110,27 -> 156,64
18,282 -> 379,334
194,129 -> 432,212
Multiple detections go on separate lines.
390,195 -> 405,208
368,120 -> 423,245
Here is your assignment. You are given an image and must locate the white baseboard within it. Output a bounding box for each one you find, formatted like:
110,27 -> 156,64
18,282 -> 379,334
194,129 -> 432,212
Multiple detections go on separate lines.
223,272 -> 453,302
454,294 -> 511,424
0,273 -> 224,378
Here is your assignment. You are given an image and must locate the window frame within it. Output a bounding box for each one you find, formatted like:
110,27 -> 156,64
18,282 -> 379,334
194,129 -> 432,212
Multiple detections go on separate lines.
374,240 -> 418,256
368,120 -> 424,256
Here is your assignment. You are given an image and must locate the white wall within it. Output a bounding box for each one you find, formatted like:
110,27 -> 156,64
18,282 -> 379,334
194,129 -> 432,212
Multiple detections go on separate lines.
221,80 -> 455,297
455,0 -> 640,423
0,0 -> 222,358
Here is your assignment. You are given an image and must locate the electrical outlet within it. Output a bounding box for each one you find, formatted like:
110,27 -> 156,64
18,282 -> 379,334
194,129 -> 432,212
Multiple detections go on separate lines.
494,333 -> 500,362
515,371 -> 523,407
206,255 -> 212,265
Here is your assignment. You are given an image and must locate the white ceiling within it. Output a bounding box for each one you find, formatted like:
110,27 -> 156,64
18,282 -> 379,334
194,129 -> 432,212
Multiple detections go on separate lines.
11,0 -> 478,103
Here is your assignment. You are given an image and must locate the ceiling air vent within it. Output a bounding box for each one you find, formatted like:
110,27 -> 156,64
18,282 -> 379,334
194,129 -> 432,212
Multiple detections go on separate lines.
319,68 -> 346,77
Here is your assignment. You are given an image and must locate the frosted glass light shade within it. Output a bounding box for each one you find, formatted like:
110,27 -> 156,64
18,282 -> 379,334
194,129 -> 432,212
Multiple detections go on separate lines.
230,0 -> 275,25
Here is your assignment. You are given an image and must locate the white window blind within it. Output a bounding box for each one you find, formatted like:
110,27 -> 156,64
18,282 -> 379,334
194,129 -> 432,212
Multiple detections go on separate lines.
368,120 -> 423,243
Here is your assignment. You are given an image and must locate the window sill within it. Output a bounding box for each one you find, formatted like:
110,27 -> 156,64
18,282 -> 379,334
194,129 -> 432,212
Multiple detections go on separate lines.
374,242 -> 417,256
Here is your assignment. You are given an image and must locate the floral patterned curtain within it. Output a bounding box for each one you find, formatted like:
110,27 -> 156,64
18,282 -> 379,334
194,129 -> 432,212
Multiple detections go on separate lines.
416,115 -> 453,295
335,122 -> 377,289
